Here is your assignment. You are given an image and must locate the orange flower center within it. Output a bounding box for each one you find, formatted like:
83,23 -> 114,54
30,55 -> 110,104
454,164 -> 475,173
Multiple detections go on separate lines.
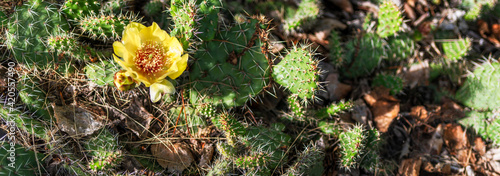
135,41 -> 168,75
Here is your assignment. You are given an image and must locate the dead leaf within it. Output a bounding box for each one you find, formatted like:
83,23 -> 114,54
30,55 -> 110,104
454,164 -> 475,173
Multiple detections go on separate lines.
411,106 -> 429,122
473,137 -> 486,156
443,123 -> 470,165
398,157 -> 422,176
326,73 -> 352,101
351,99 -> 373,127
403,60 -> 430,89
52,104 -> 104,136
198,143 -> 215,168
438,97 -> 465,120
151,142 -> 194,172
364,87 -> 400,133
122,99 -> 154,137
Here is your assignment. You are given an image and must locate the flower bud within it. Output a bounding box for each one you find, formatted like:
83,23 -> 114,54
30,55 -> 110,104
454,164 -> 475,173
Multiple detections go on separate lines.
113,70 -> 137,91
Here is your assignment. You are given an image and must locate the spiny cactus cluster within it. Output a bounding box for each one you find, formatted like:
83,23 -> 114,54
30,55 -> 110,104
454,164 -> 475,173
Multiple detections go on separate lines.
85,129 -> 122,172
376,1 -> 403,38
283,143 -> 324,176
0,103 -> 51,142
341,34 -> 385,78
329,30 -> 344,67
0,142 -> 45,176
78,12 -> 140,42
386,34 -> 415,63
441,38 -> 471,62
189,17 -> 270,108
17,74 -> 52,121
316,100 -> 354,119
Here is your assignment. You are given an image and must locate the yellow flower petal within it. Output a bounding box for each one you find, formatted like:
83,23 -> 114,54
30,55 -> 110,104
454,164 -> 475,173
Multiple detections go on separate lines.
113,54 -> 133,69
113,42 -> 132,63
140,22 -> 169,42
164,36 -> 183,58
150,79 -> 175,103
125,22 -> 146,32
122,27 -> 141,57
168,54 -> 188,79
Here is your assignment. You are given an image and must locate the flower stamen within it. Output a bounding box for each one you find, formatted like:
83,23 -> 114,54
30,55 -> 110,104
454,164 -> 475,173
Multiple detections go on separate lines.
135,41 -> 169,75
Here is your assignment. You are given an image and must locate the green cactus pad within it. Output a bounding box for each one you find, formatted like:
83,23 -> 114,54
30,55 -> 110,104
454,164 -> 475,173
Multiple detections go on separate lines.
341,34 -> 385,78
47,32 -> 102,61
386,34 -> 415,63
284,0 -> 320,31
329,30 -> 344,67
0,142 -> 46,176
316,100 -> 354,119
62,0 -> 101,21
189,18 -> 270,108
376,1 -> 403,38
339,124 -> 365,170
459,110 -> 500,145
84,60 -> 119,86
85,129 -> 122,172
273,45 -> 320,100
284,143 -> 324,176
5,0 -> 69,69
372,74 -> 404,95
0,105 -> 51,141
441,38 -> 471,62
17,75 -> 52,121
455,61 -> 500,110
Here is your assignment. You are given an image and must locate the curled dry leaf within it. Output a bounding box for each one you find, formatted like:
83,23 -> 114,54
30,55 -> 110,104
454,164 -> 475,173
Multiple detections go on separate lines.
398,157 -> 422,176
151,142 -> 194,172
326,73 -> 352,101
443,123 -> 470,165
411,106 -> 429,122
198,143 -> 215,168
52,104 -> 104,136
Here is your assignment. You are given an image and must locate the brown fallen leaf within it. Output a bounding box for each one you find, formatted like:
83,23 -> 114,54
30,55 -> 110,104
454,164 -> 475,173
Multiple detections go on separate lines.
473,137 -> 486,156
364,87 -> 400,133
52,104 -> 104,136
326,73 -> 352,101
398,157 -> 422,176
151,142 -> 194,173
410,106 -> 429,122
443,123 -> 470,166
198,143 -> 215,168
478,20 -> 500,47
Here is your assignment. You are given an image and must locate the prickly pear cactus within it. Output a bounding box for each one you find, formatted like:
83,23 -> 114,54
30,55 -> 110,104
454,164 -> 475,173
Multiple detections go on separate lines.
189,18 -> 270,108
386,34 -> 415,63
78,12 -> 140,42
341,34 -> 385,78
85,129 -> 122,172
62,0 -> 101,21
0,142 -> 46,176
459,110 -> 500,145
284,0 -> 320,31
5,0 -> 69,69
273,45 -> 320,101
0,104 -> 51,142
284,143 -> 324,176
441,38 -> 471,62
316,100 -> 354,119
338,124 -> 365,170
47,32 -> 101,61
17,75 -> 52,121
359,128 -> 381,173
85,60 -> 120,86
287,95 -> 306,119
455,60 -> 500,110
372,74 -> 403,95
376,1 -> 403,38
329,30 -> 344,67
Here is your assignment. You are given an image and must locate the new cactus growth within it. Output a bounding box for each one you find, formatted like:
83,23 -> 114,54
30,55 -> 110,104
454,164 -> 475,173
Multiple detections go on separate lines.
189,18 -> 270,108
85,60 -> 120,86
455,60 -> 500,110
376,1 -> 403,38
0,142 -> 46,176
316,100 -> 354,119
77,12 -> 140,42
284,0 -> 320,31
287,95 -> 306,118
62,0 -> 100,21
372,74 -> 404,95
441,38 -> 471,62
341,34 -> 385,78
273,44 -> 320,101
85,129 -> 122,172
5,0 -> 69,69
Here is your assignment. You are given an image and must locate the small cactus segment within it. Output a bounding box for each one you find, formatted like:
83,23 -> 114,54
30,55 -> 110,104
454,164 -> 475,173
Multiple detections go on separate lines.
386,34 -> 415,63
372,74 -> 403,95
441,38 -> 471,62
102,0 -> 130,14
455,61 -> 500,110
329,30 -> 344,67
287,95 -> 306,118
62,0 -> 101,21
273,45 -> 320,100
85,60 -> 120,86
85,129 -> 122,172
284,0 -> 320,31
341,34 -> 385,78
318,121 -> 342,137
207,158 -> 233,176
376,1 -> 403,38
47,33 -> 101,61
196,0 -> 220,41
459,110 -> 500,145
78,13 -> 140,42
5,0 -> 69,69
211,113 -> 246,145
316,100 -> 354,119
359,128 -> 381,173
0,142 -> 46,176
284,143 -> 325,176
190,18 -> 270,108
338,124 -> 365,170
17,75 -> 52,121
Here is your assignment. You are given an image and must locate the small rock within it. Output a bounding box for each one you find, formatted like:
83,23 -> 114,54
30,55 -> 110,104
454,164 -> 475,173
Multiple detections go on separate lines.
151,142 -> 194,173
53,104 -> 104,136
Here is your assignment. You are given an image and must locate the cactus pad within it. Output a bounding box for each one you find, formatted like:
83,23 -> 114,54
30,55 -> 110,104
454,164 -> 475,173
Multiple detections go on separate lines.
455,61 -> 500,110
376,1 -> 403,38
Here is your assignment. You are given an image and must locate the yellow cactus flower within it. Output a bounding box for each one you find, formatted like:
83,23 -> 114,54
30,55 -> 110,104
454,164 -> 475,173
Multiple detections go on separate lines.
113,22 -> 188,102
